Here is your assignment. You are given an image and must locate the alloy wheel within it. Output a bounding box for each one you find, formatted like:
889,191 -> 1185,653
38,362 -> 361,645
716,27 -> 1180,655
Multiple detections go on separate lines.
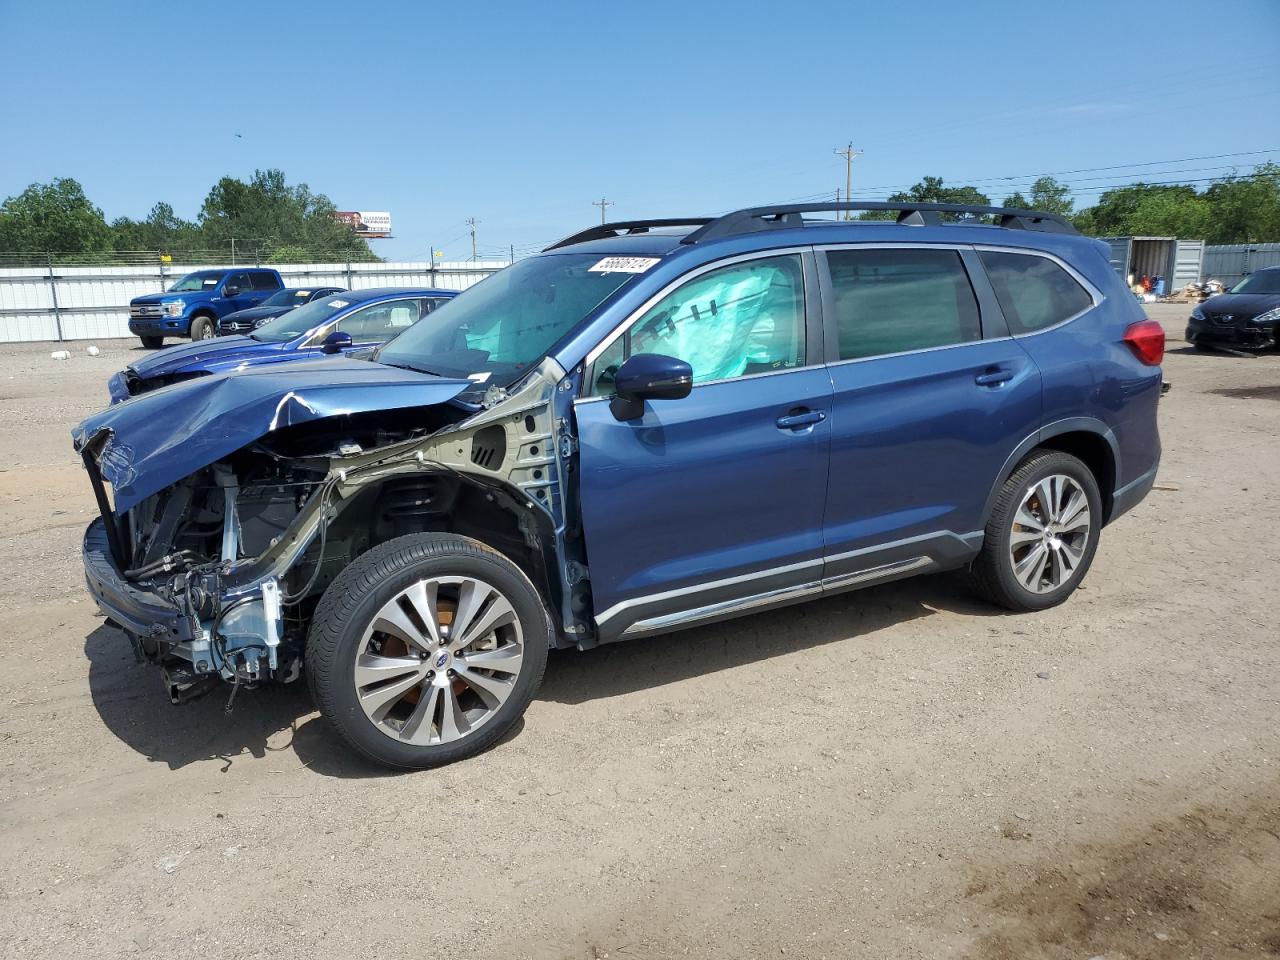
1008,474 -> 1091,594
353,575 -> 525,745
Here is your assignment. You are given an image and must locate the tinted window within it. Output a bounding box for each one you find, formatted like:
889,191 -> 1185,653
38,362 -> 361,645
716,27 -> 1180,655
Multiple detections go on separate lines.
591,255 -> 805,395
826,249 -> 980,360
250,270 -> 281,291
336,299 -> 421,341
226,272 -> 252,292
1229,269 -> 1280,295
980,251 -> 1094,334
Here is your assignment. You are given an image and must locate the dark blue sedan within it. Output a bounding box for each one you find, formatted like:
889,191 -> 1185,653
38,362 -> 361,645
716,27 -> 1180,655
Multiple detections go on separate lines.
108,287 -> 458,403
216,286 -> 347,335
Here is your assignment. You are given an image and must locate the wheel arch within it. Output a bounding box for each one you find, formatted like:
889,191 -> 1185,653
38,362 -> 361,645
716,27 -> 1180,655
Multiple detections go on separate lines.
983,419 -> 1120,528
323,470 -> 565,631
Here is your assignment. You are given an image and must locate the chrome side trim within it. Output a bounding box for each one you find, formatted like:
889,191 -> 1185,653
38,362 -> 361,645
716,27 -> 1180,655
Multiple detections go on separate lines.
617,555 -> 936,640
821,555 -> 932,591
593,556 -> 823,630
823,530 -> 985,567
619,580 -> 823,639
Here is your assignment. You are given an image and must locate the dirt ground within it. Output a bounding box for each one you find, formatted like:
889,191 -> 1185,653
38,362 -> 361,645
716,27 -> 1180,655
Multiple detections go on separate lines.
0,302 -> 1277,960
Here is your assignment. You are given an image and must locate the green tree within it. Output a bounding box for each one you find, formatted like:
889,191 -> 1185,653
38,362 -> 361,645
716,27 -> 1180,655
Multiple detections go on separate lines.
110,201 -> 201,255
860,176 -> 992,220
1073,183 -> 1209,237
1200,163 -> 1280,243
198,168 -> 377,261
1003,176 -> 1073,217
0,178 -> 113,254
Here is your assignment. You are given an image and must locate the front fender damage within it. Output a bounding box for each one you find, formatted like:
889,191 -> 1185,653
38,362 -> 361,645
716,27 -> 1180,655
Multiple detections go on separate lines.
83,358 -> 591,701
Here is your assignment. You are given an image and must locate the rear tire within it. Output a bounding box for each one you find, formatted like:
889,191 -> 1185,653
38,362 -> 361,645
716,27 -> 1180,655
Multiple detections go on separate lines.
306,534 -> 551,769
189,316 -> 214,340
967,450 -> 1102,612
140,335 -> 164,349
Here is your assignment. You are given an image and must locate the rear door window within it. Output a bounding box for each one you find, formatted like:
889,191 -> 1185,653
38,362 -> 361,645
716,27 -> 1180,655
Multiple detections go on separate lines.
250,270 -> 282,291
978,251 -> 1094,334
336,299 -> 422,342
824,248 -> 981,360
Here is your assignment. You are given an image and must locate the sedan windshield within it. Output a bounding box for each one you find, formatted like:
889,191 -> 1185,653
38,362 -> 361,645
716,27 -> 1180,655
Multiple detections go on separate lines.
167,270 -> 224,293
1229,271 -> 1280,295
261,289 -> 314,308
376,254 -> 642,383
251,295 -> 354,342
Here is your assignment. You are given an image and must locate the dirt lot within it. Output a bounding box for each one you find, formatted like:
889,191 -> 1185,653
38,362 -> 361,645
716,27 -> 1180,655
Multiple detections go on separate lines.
1,302 -> 1277,960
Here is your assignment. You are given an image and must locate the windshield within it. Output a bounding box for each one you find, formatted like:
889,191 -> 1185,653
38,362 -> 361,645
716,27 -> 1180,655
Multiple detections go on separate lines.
167,270 -> 224,293
251,295 -> 354,342
376,254 -> 642,382
262,288 -> 313,308
1229,271 -> 1280,295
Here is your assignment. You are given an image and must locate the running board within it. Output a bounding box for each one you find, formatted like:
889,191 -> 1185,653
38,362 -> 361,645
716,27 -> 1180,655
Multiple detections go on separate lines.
619,556 -> 933,640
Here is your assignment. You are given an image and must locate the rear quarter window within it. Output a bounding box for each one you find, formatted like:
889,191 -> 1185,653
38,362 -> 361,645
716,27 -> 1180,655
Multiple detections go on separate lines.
979,251 -> 1094,334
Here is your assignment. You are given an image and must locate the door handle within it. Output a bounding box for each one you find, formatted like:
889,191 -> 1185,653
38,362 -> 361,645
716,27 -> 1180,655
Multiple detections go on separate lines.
776,409 -> 826,430
974,367 -> 1015,387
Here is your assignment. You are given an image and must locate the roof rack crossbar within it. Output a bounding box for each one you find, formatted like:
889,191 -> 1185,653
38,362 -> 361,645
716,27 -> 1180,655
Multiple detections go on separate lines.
542,218 -> 715,251
680,201 -> 1078,244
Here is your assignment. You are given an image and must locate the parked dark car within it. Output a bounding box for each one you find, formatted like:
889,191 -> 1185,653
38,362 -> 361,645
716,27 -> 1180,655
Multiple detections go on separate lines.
108,288 -> 458,403
75,201 -> 1164,769
128,268 -> 284,347
1185,266 -> 1280,350
217,287 -> 347,336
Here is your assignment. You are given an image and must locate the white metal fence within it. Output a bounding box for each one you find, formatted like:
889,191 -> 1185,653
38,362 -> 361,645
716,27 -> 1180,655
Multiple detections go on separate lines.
0,259 -> 508,343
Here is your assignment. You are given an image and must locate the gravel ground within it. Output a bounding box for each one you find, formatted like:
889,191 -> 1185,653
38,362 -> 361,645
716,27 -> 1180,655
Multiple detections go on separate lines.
0,304 -> 1277,959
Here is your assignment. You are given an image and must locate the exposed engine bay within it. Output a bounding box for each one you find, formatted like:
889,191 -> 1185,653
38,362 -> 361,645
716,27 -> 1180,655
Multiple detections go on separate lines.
79,359 -> 588,707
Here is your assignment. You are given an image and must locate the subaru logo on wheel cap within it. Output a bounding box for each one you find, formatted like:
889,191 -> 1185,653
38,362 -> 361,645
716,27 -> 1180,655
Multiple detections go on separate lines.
435,651 -> 450,668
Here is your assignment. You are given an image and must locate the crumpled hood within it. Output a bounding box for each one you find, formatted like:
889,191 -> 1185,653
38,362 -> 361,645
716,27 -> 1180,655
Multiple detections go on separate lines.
1200,292 -> 1280,320
75,358 -> 472,513
126,335 -> 286,380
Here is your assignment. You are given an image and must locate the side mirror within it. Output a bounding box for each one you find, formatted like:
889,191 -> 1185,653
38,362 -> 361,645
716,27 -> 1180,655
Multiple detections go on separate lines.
609,353 -> 692,421
222,284 -> 241,298
320,330 -> 353,354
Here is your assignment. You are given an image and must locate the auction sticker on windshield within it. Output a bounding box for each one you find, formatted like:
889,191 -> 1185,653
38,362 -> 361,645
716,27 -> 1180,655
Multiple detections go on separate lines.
326,299 -> 350,308
588,257 -> 661,274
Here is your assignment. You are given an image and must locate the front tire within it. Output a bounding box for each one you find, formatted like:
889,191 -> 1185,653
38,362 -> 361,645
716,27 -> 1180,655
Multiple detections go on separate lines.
189,315 -> 215,340
967,450 -> 1102,612
306,534 -> 551,769
140,335 -> 164,349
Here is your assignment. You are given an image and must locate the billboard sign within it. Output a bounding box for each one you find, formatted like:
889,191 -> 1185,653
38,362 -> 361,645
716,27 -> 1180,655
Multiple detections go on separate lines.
335,211 -> 392,238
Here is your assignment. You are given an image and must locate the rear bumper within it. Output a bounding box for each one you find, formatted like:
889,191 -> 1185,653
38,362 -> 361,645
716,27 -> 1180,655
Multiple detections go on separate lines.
1109,462 -> 1159,524
82,518 -> 193,643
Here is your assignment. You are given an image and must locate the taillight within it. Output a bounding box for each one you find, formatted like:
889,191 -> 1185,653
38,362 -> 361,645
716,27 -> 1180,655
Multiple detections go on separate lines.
1123,319 -> 1165,365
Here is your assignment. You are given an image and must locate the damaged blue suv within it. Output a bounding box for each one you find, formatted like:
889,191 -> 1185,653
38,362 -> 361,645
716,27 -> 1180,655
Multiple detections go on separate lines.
74,202 -> 1165,769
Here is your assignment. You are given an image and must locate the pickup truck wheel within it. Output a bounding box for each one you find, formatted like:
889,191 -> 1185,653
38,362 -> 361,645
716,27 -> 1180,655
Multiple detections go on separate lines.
189,316 -> 215,340
140,335 -> 164,349
306,533 -> 551,769
966,450 -> 1101,612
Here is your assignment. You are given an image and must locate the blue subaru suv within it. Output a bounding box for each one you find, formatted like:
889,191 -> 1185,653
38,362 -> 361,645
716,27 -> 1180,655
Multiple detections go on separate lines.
74,202 -> 1163,769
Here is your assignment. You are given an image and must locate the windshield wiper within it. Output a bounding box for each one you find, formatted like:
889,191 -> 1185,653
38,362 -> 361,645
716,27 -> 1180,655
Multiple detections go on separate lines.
379,358 -> 443,376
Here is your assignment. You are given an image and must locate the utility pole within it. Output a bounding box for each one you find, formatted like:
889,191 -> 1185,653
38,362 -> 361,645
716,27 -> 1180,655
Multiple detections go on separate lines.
592,197 -> 614,224
466,218 -> 478,261
834,142 -> 862,219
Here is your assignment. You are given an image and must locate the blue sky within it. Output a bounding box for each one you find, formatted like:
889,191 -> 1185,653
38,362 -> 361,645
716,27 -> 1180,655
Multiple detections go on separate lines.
2,0 -> 1279,260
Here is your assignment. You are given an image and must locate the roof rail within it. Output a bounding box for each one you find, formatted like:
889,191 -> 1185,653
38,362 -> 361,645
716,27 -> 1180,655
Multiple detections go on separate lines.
681,201 -> 1078,244
542,218 -> 716,251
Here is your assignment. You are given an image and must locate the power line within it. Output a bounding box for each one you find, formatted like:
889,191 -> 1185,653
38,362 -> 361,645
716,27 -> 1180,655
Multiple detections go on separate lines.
592,197 -> 614,224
